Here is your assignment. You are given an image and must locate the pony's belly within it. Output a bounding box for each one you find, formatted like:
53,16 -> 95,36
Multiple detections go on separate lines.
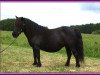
40,37 -> 64,52
40,45 -> 63,52
41,48 -> 61,52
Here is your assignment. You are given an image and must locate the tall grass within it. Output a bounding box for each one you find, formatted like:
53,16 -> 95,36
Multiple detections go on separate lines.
83,34 -> 100,58
1,31 -> 100,58
1,44 -> 100,72
1,31 -> 30,48
1,31 -> 100,72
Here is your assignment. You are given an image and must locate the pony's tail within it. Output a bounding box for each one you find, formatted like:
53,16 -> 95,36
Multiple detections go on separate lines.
74,29 -> 84,63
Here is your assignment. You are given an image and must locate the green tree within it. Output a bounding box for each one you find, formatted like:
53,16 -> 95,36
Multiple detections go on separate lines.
0,18 -> 15,31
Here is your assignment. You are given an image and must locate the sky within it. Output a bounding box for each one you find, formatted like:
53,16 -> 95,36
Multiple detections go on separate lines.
1,2 -> 100,29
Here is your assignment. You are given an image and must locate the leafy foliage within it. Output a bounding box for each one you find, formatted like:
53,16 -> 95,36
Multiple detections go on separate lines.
92,30 -> 100,34
0,18 -> 15,31
71,23 -> 100,34
0,18 -> 100,34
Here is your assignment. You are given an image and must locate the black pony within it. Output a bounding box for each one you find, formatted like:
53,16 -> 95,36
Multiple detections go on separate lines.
12,16 -> 84,67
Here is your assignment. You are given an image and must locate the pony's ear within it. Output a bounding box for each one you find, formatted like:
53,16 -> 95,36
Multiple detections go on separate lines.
15,16 -> 18,19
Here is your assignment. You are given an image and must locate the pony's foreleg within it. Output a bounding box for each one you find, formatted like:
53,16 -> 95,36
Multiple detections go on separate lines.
33,46 -> 41,67
32,47 -> 37,65
65,47 -> 72,66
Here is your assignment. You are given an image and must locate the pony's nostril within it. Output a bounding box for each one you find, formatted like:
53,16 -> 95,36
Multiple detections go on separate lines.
12,32 -> 15,37
12,32 -> 14,36
12,32 -> 18,38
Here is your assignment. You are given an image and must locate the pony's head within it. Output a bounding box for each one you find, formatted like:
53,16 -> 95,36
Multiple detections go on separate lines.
12,16 -> 25,38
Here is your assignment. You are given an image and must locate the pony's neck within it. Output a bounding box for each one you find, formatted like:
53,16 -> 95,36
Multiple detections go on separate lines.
23,18 -> 48,40
23,27 -> 34,41
23,19 -> 37,40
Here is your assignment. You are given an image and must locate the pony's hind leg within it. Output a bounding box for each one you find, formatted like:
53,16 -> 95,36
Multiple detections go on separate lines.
71,47 -> 80,67
65,46 -> 72,66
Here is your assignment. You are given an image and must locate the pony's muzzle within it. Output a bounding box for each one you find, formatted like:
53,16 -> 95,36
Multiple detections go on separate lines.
12,32 -> 19,38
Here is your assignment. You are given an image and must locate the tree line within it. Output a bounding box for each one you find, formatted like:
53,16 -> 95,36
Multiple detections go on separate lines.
0,18 -> 100,34
71,23 -> 100,34
0,18 -> 15,31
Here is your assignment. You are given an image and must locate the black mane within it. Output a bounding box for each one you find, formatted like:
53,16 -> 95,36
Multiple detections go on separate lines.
23,17 -> 48,32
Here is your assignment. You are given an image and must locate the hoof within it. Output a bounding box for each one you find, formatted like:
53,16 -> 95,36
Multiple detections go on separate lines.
36,63 -> 42,67
65,63 -> 70,67
76,65 -> 80,68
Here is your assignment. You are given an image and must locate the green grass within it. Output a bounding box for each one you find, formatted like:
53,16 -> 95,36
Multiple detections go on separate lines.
1,44 -> 100,72
83,34 -> 100,58
1,31 -> 100,58
1,31 -> 30,48
0,31 -> 100,72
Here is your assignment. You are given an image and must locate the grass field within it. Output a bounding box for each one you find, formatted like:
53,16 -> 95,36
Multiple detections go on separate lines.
0,31 -> 100,72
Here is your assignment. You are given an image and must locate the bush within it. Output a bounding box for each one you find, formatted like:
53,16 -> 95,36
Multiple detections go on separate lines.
92,30 -> 100,34
0,18 -> 15,31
